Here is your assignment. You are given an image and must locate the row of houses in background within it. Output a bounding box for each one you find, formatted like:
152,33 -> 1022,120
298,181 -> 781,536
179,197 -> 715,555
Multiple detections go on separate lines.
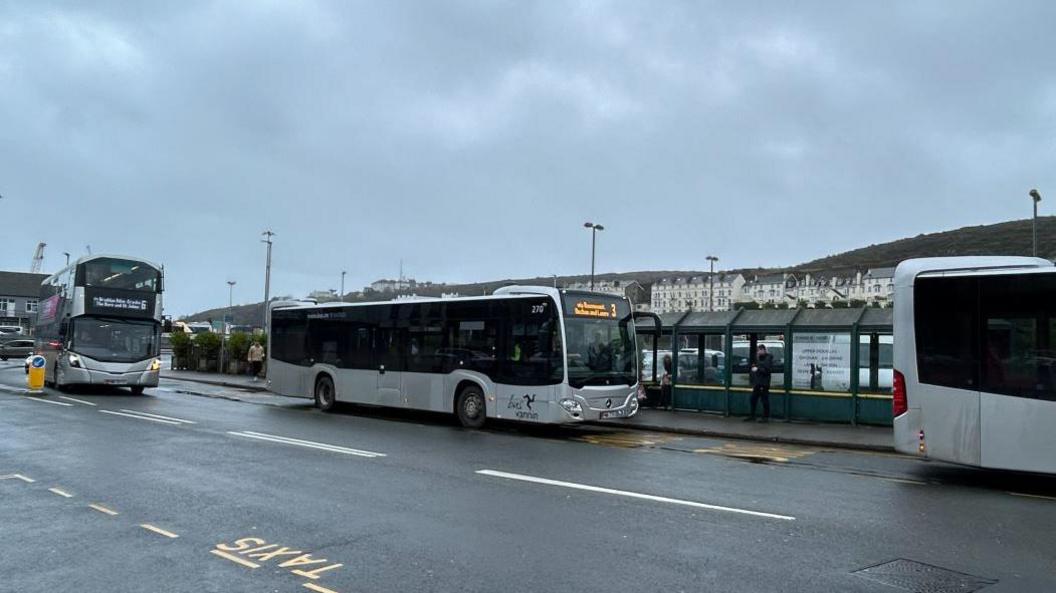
648,267 -> 896,313
564,268 -> 896,313
307,268 -> 896,314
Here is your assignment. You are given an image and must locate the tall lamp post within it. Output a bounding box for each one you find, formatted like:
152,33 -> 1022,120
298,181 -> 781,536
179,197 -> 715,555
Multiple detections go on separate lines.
1030,189 -> 1042,257
219,280 -> 236,374
706,255 -> 719,311
583,222 -> 604,290
340,270 -> 346,302
261,230 -> 274,336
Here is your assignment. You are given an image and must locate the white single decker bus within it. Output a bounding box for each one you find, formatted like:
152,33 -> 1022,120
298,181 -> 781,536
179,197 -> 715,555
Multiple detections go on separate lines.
893,256 -> 1056,474
266,286 -> 642,427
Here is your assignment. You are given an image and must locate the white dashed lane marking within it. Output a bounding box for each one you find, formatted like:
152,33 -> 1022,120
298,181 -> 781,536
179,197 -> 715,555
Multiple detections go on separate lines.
476,469 -> 796,521
227,431 -> 386,458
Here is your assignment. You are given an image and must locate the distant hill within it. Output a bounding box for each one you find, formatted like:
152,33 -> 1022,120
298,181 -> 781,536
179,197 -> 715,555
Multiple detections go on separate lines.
182,217 -> 1055,324
794,217 -> 1056,272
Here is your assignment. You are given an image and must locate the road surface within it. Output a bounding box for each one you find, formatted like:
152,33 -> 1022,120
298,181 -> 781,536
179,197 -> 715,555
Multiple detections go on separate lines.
1,362 -> 1053,592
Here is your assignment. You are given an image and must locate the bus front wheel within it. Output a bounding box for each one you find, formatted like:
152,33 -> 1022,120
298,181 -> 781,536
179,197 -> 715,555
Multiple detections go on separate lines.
456,385 -> 486,429
315,375 -> 336,412
130,386 -> 145,395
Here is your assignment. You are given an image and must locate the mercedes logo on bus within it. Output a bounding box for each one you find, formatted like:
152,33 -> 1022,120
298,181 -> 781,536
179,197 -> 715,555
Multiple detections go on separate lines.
605,399 -> 612,408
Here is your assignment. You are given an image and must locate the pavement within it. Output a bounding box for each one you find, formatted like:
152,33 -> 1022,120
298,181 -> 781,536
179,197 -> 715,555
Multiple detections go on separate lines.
163,368 -> 895,452
2,360 -> 1055,592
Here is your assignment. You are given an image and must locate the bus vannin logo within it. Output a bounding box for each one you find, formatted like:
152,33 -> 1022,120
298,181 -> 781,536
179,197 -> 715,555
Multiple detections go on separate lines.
605,399 -> 612,408
506,393 -> 539,420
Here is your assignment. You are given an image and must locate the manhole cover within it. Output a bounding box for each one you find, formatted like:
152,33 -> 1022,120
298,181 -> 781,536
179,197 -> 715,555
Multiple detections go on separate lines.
853,559 -> 997,593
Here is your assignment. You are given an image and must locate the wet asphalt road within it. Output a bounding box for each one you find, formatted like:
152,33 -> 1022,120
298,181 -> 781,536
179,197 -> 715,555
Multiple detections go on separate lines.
1,362 -> 1054,593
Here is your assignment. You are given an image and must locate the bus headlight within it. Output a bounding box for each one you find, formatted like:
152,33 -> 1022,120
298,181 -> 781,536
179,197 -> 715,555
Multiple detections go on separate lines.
559,398 -> 583,415
68,353 -> 82,368
148,358 -> 162,372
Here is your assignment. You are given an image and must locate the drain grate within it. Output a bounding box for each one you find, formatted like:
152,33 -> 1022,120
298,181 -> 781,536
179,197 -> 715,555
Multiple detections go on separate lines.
853,559 -> 997,593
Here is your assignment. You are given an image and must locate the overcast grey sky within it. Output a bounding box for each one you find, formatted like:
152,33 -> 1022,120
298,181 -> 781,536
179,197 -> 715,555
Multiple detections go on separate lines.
2,1 -> 1054,316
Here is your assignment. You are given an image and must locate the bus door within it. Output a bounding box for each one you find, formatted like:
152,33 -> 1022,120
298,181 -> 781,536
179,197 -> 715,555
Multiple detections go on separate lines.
374,323 -> 403,407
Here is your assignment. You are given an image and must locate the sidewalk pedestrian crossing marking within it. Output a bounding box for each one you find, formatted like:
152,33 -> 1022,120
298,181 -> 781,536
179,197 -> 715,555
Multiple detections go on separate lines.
571,431 -> 680,449
693,442 -> 819,463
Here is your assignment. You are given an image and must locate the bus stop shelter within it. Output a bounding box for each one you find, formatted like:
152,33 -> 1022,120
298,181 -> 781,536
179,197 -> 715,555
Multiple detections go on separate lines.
635,307 -> 894,426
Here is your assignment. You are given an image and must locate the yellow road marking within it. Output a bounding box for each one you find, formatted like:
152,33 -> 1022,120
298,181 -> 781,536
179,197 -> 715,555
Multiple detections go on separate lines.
303,583 -> 341,593
1008,491 -> 1056,502
572,432 -> 680,449
210,549 -> 261,568
140,524 -> 179,538
0,473 -> 35,483
48,487 -> 74,498
694,442 -> 819,463
89,503 -> 118,516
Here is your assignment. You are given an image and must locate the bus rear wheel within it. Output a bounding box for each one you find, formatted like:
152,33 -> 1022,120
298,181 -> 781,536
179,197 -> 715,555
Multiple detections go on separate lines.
456,385 -> 486,429
315,375 -> 336,412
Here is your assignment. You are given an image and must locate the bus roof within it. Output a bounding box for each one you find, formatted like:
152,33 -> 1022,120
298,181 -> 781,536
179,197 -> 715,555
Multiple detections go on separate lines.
894,256 -> 1052,288
41,253 -> 163,285
270,285 -> 627,313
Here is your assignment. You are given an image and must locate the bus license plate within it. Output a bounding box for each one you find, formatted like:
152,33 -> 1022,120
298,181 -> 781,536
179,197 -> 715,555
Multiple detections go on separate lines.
599,409 -> 626,420
104,379 -> 123,385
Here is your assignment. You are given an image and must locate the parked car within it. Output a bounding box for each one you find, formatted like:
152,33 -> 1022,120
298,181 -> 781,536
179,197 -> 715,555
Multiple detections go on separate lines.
0,339 -> 35,361
0,325 -> 23,336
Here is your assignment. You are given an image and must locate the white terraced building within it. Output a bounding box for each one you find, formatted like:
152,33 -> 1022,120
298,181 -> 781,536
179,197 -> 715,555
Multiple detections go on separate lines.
650,274 -> 746,313
650,267 -> 896,313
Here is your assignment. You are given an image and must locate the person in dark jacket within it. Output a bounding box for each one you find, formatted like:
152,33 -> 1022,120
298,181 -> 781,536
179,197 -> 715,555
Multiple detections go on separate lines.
746,344 -> 773,422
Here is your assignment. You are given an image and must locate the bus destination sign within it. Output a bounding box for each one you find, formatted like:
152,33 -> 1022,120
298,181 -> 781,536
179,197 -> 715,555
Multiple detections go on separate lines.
571,301 -> 617,319
92,295 -> 149,312
85,287 -> 156,318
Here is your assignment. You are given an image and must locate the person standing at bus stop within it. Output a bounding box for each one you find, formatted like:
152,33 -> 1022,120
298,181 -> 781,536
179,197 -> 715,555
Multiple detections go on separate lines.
247,341 -> 265,381
746,344 -> 773,423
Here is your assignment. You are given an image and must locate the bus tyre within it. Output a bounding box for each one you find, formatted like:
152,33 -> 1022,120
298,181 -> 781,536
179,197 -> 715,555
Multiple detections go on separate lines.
130,386 -> 145,395
456,385 -> 486,429
315,375 -> 336,412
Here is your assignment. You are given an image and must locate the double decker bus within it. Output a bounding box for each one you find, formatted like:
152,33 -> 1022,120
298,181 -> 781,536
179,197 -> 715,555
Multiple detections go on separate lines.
266,286 -> 642,427
893,256 -> 1056,474
36,255 -> 164,394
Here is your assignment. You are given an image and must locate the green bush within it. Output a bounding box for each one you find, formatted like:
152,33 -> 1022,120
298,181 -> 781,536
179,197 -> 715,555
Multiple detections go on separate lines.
195,332 -> 222,359
170,332 -> 192,366
227,332 -> 250,363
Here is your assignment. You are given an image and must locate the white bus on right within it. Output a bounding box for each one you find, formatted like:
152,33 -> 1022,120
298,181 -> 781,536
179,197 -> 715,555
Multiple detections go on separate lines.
894,256 -> 1056,474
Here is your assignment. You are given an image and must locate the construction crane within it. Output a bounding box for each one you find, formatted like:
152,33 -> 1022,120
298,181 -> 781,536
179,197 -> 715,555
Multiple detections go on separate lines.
30,242 -> 46,273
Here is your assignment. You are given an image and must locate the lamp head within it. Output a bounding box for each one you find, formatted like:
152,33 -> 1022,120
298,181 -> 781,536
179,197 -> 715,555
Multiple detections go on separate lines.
1030,189 -> 1042,203
584,222 -> 593,228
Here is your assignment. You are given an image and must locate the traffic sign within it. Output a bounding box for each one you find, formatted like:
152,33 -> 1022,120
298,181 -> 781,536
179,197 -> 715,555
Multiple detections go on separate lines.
27,355 -> 46,391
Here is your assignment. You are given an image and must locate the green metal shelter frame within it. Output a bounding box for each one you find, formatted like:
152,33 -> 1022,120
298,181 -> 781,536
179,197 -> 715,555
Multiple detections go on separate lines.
634,306 -> 894,426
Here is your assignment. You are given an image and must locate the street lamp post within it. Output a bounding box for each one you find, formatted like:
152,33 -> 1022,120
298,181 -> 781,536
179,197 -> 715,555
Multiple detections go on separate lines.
64,252 -> 70,266
706,255 -> 719,311
1030,189 -> 1042,257
261,230 -> 274,337
220,280 -> 236,374
340,271 -> 346,302
583,222 -> 604,290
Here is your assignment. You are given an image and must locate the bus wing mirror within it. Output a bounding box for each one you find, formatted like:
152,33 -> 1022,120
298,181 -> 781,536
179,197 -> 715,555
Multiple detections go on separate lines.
59,321 -> 69,337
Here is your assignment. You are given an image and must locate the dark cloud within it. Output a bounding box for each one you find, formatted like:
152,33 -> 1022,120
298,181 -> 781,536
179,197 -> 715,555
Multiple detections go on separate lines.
2,1 -> 1054,315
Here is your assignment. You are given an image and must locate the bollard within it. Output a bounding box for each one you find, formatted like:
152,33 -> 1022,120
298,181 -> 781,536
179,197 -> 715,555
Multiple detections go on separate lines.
27,355 -> 46,393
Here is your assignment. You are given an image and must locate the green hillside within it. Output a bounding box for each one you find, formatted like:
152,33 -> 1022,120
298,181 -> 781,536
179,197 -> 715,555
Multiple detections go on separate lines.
795,217 -> 1056,271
